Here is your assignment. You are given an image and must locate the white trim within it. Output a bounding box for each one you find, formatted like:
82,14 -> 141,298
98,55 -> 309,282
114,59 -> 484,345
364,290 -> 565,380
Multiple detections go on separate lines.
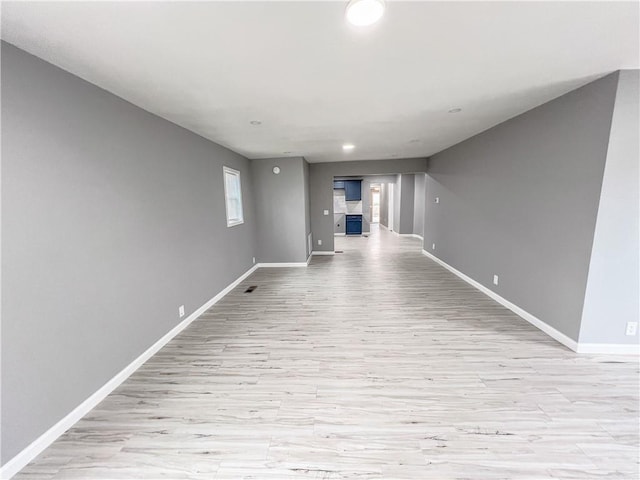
256,262 -> 307,268
421,249 -> 579,352
575,343 -> 640,355
312,251 -> 335,256
0,264 -> 259,480
334,233 -> 346,236
399,233 -> 423,240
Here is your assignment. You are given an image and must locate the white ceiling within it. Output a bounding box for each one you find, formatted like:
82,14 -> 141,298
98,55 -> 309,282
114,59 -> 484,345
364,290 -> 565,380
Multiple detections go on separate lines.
2,1 -> 638,163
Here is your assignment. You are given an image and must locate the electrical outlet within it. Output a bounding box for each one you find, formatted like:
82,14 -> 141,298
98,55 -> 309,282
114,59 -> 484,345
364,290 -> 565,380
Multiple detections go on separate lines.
435,197 -> 440,204
318,239 -> 322,246
252,257 -> 256,264
493,275 -> 499,286
432,243 -> 436,250
178,305 -> 185,318
626,322 -> 638,336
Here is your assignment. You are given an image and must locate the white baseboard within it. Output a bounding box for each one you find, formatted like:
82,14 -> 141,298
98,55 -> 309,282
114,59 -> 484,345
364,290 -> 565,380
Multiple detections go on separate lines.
0,264 -> 259,480
399,233 -> 423,240
576,343 -> 640,354
311,251 -> 335,256
421,249 -> 579,352
334,233 -> 346,237
256,262 -> 307,268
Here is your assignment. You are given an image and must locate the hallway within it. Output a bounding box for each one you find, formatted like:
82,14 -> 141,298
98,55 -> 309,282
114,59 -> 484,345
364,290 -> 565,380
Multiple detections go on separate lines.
17,229 -> 639,479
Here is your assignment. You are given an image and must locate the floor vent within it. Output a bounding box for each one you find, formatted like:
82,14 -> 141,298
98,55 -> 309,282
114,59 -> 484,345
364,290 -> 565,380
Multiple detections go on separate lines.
244,286 -> 257,293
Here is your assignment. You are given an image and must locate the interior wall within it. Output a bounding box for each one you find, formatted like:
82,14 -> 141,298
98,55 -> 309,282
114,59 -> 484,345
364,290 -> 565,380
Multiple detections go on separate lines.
251,157 -> 308,263
303,159 -> 311,257
423,72 -> 618,342
380,183 -> 389,228
309,159 -> 427,252
1,42 -> 258,464
398,174 -> 415,234
580,70 -> 640,345
413,174 -> 426,238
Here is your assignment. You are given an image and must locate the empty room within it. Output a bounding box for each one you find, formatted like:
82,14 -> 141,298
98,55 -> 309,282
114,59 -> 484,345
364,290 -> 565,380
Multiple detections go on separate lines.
1,1 -> 639,479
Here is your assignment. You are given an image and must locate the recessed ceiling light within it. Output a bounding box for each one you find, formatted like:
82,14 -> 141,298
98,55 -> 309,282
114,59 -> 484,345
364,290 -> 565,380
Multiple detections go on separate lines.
448,108 -> 462,114
250,120 -> 262,125
346,0 -> 385,27
343,144 -> 355,151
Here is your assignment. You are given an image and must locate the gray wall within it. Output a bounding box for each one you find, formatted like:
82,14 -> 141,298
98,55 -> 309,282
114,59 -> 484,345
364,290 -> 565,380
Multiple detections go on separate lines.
303,160 -> 311,257
1,43 -> 258,463
413,174 -> 426,238
424,72 -> 618,342
580,70 -> 640,345
309,159 -> 427,252
380,183 -> 390,228
398,174 -> 415,234
251,157 -> 309,263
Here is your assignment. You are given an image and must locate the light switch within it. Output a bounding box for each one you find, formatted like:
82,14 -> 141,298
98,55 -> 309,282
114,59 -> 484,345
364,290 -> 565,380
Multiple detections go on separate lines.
323,209 -> 329,215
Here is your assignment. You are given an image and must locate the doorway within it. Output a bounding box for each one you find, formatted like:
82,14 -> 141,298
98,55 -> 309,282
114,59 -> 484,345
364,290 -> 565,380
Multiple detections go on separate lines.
370,185 -> 381,224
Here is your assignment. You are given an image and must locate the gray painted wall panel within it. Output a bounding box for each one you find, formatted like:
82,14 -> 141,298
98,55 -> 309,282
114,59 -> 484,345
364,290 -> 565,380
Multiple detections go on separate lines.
1,43 -> 257,463
398,174 -> 415,234
251,157 -> 308,263
580,70 -> 640,345
424,73 -> 618,342
303,159 -> 311,257
380,183 -> 389,228
413,174 -> 426,237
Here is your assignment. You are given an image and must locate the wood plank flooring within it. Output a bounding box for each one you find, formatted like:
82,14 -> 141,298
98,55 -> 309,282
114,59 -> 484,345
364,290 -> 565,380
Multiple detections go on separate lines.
16,227 -> 639,479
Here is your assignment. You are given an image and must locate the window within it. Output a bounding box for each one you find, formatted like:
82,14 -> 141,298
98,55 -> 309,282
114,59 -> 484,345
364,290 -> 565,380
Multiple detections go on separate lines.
223,166 -> 244,227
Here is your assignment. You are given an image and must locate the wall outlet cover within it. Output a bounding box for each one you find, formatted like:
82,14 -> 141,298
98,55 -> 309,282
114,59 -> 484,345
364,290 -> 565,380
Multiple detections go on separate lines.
318,239 -> 322,246
432,243 -> 436,250
178,305 -> 185,318
252,257 -> 256,264
626,322 -> 638,336
493,275 -> 499,286
323,209 -> 329,215
435,197 -> 440,204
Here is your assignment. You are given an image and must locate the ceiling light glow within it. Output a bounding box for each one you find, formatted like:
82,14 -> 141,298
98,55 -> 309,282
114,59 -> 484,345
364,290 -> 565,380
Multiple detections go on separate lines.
343,144 -> 355,151
346,0 -> 385,27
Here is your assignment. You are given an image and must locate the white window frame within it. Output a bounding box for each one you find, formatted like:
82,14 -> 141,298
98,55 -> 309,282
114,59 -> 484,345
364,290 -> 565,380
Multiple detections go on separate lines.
222,166 -> 244,227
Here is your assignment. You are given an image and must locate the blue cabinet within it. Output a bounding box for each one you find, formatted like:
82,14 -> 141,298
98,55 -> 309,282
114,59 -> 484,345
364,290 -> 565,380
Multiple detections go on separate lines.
344,180 -> 362,201
346,215 -> 363,235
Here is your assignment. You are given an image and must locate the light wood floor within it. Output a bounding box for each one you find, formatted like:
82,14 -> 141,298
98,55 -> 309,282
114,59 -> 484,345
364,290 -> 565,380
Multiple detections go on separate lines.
17,227 -> 639,479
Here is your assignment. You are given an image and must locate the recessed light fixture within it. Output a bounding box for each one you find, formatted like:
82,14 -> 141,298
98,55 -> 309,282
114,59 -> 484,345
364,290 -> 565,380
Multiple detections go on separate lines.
250,120 -> 262,125
343,144 -> 355,151
346,0 -> 385,27
272,166 -> 281,175
448,108 -> 462,114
